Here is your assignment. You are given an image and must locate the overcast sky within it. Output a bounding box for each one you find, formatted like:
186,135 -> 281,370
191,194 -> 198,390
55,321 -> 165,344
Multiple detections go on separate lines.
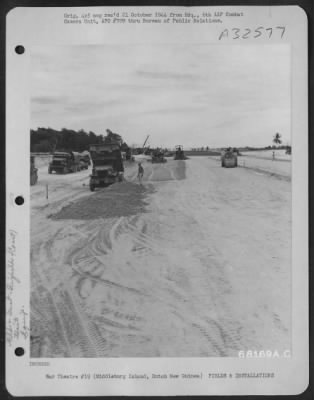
31,44 -> 290,148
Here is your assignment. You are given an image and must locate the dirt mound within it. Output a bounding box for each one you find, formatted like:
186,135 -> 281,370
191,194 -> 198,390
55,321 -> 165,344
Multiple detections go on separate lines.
50,182 -> 155,220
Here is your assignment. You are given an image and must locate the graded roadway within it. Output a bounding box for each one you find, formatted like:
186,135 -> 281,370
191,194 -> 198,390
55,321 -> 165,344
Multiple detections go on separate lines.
30,155 -> 291,357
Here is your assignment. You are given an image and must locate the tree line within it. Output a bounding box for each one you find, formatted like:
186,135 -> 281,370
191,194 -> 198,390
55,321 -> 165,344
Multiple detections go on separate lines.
31,127 -> 130,153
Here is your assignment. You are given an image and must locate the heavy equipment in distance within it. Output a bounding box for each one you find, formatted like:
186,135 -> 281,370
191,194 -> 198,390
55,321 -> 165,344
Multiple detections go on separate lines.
89,142 -> 124,191
174,145 -> 188,160
48,151 -> 81,174
79,151 -> 91,170
151,149 -> 167,163
221,148 -> 238,168
30,155 -> 38,185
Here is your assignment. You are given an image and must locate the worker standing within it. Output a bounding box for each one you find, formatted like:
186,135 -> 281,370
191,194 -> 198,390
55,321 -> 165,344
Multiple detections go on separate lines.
138,162 -> 144,184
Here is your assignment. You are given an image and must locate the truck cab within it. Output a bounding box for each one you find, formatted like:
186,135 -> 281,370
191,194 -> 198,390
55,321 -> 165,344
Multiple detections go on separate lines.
78,152 -> 91,170
89,143 -> 124,191
48,151 -> 80,174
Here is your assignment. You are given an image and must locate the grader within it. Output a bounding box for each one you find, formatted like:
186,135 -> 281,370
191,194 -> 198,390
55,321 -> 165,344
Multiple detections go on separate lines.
221,148 -> 238,168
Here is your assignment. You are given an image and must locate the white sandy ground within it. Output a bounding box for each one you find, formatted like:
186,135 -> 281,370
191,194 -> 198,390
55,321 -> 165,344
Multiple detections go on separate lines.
240,150 -> 291,179
30,155 -> 291,357
209,149 -> 291,180
242,149 -> 291,161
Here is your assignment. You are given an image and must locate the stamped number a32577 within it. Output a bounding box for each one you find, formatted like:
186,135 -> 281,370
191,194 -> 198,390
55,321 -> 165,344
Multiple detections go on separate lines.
219,26 -> 286,40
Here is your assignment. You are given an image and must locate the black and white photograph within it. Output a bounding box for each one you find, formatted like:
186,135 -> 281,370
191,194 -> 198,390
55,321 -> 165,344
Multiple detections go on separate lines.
29,43 -> 292,358
6,5 -> 308,396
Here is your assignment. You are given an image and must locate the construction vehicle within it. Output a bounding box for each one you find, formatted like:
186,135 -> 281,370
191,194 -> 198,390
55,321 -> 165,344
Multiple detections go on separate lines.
174,145 -> 188,160
48,151 -> 81,174
125,148 -> 134,161
221,148 -> 238,168
142,135 -> 150,150
89,142 -> 124,191
151,149 -> 167,163
30,155 -> 38,185
80,151 -> 91,165
78,152 -> 91,170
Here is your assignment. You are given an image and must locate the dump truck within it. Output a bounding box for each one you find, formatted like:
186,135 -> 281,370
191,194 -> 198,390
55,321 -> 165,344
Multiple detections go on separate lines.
78,152 -> 91,170
48,151 -> 81,174
174,145 -> 188,160
30,155 -> 38,185
221,148 -> 238,168
89,143 -> 124,191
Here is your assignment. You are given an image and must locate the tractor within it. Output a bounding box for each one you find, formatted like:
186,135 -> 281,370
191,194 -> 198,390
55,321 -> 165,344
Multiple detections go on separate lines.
174,145 -> 188,160
151,149 -> 167,163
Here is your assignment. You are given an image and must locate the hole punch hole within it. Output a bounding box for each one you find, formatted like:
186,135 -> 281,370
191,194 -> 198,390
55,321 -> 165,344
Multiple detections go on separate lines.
15,45 -> 25,55
15,196 -> 24,205
15,347 -> 25,357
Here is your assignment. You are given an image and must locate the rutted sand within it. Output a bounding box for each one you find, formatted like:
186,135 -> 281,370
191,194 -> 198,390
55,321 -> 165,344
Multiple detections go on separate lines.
31,157 -> 291,357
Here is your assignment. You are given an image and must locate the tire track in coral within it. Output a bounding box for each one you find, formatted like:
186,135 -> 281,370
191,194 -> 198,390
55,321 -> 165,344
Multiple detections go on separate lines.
144,159 -> 247,356
34,158 -> 239,357
32,222 -> 114,357
32,243 -> 75,356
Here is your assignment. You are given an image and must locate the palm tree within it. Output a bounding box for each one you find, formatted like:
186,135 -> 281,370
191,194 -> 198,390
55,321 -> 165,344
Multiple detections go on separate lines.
273,132 -> 282,147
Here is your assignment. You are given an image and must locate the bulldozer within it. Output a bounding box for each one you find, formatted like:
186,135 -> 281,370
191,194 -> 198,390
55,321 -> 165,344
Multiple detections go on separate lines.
151,149 -> 167,163
30,155 -> 38,185
174,145 -> 188,160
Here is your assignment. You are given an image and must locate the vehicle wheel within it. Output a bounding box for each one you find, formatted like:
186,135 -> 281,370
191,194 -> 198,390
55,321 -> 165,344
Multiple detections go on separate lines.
48,168 -> 52,174
90,184 -> 95,192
